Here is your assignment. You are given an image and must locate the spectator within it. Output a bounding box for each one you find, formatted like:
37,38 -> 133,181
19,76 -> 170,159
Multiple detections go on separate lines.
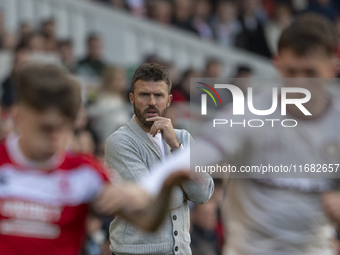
191,202 -> 220,255
164,61 -> 180,87
84,214 -> 105,255
27,33 -> 47,53
144,53 -> 164,65
230,65 -> 254,94
236,0 -> 272,58
110,0 -> 128,9
88,66 -> 131,144
70,128 -> 97,156
291,0 -> 309,12
307,0 -> 336,22
0,12 -> 16,51
0,104 -> 14,142
0,11 -> 7,49
334,16 -> 340,76
204,58 -> 223,78
237,0 -> 268,22
40,19 -> 58,52
148,0 -> 172,25
1,46 -> 30,109
1,32 -> 17,51
192,0 -> 214,41
18,22 -> 33,46
68,106 -> 102,158
172,68 -> 199,102
126,0 -> 146,16
94,0 -> 128,10
75,33 -> 107,87
168,68 -> 201,131
203,58 -> 234,109
211,0 -> 242,47
264,3 -> 293,55
210,179 -> 225,253
58,39 -> 76,72
171,0 -> 198,34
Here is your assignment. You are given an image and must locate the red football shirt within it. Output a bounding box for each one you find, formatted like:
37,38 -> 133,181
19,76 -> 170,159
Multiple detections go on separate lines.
0,133 -> 110,255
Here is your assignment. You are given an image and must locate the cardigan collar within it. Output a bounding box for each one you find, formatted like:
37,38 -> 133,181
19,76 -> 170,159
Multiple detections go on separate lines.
126,115 -> 173,160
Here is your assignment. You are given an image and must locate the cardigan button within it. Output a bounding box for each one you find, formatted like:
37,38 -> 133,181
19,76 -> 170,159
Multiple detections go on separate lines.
174,231 -> 178,236
175,246 -> 179,251
172,215 -> 177,220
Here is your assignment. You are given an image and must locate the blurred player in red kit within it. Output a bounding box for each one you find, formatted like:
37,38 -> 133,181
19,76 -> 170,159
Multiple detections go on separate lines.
0,63 -> 188,255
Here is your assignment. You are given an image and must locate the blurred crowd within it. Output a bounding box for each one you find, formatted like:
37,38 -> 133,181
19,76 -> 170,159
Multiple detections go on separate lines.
0,1 -> 339,255
0,10 -> 255,159
88,0 -> 340,58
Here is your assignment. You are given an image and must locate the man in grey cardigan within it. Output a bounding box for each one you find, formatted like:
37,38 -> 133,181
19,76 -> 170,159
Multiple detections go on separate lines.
105,63 -> 214,255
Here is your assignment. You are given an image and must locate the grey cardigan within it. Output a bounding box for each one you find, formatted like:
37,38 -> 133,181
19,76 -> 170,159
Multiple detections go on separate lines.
105,116 -> 214,255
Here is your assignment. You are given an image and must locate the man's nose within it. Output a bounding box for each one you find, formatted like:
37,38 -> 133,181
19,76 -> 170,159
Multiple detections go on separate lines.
148,95 -> 156,106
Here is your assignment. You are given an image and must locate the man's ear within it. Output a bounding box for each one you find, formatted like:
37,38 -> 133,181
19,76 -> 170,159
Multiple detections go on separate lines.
129,92 -> 134,105
167,94 -> 173,107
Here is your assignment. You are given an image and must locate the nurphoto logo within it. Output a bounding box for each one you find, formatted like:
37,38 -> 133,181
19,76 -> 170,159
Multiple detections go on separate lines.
197,82 -> 312,128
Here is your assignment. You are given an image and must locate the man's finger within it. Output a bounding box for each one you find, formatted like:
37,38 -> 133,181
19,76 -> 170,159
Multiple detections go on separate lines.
149,122 -> 158,136
150,121 -> 163,136
146,116 -> 166,122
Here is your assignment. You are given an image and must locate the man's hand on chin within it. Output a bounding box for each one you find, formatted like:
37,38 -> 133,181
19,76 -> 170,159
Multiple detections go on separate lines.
146,116 -> 180,151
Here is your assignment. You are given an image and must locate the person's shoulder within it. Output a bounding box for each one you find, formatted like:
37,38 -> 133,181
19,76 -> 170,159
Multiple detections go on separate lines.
107,124 -> 131,142
61,152 -> 100,169
174,128 -> 190,136
106,124 -> 137,149
61,152 -> 110,181
0,141 -> 10,166
174,129 -> 191,144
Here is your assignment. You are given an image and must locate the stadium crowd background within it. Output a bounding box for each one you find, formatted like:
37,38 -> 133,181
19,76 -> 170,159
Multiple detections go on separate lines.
0,0 -> 340,255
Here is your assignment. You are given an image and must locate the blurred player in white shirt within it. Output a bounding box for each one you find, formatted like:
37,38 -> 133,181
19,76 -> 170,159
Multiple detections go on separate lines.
141,13 -> 340,255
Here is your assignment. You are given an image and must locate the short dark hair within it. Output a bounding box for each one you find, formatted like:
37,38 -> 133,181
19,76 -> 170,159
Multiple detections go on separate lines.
87,33 -> 100,45
131,63 -> 172,93
205,58 -> 222,69
41,18 -> 55,26
237,65 -> 252,74
15,64 -> 82,121
58,39 -> 73,48
278,13 -> 336,57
